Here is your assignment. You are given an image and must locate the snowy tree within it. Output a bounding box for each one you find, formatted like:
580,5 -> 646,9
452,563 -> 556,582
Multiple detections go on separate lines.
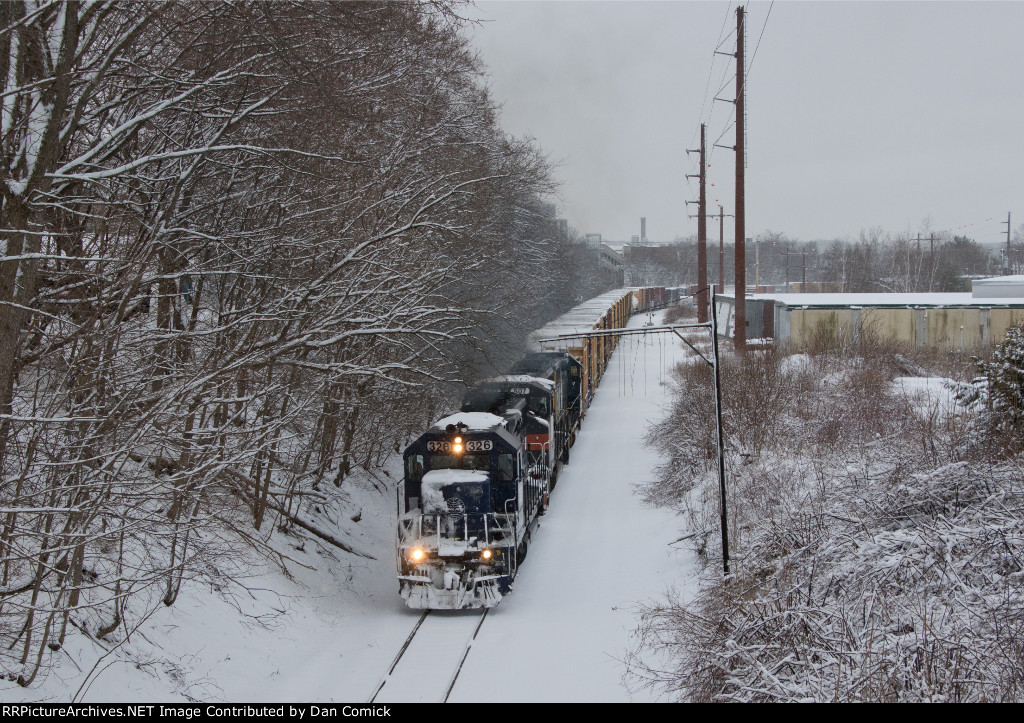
0,1 -> 595,687
960,322 -> 1024,454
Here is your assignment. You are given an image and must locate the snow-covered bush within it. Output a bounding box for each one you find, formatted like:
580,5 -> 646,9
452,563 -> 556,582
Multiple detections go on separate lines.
991,322 -> 1024,426
958,322 -> 1024,454
662,303 -> 696,325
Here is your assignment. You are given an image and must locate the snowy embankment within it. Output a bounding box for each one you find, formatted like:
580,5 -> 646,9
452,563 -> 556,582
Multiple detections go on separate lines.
3,310 -> 697,703
635,343 -> 1024,702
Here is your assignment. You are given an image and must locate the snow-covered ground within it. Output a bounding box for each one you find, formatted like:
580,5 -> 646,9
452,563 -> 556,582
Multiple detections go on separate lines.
2,310 -> 697,703
892,375 -> 960,420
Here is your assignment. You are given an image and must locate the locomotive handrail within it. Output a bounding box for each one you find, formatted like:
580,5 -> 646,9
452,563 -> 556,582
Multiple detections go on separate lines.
504,497 -> 518,576
398,510 -> 516,547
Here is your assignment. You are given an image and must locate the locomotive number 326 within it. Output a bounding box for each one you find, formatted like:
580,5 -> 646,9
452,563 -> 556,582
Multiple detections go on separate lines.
427,439 -> 493,452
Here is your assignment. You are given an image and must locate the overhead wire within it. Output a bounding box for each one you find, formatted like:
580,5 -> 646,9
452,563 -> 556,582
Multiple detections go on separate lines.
687,2 -> 776,223
746,0 -> 774,81
714,25 -> 737,53
740,1 -> 773,168
686,2 -> 735,197
689,2 -> 735,151
703,3 -> 774,183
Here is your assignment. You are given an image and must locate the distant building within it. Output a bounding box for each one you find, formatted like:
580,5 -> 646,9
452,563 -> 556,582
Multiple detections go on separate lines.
585,233 -> 602,249
598,244 -> 623,272
715,289 -> 1024,349
556,218 -> 569,239
622,244 -> 683,265
972,275 -> 1024,298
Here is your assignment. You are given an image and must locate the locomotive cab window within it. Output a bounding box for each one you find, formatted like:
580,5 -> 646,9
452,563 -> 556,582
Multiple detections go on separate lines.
497,453 -> 515,481
407,455 -> 424,483
527,395 -> 549,417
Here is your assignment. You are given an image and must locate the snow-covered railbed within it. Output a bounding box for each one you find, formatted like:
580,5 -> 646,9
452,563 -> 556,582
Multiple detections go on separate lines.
370,610 -> 487,703
445,311 -> 699,702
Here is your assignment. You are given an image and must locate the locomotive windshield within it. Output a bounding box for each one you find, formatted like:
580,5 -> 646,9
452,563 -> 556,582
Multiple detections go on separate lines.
527,394 -> 550,417
429,452 -> 490,472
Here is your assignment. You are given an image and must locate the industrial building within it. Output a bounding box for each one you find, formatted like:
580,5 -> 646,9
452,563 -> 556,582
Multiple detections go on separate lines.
714,276 -> 1024,350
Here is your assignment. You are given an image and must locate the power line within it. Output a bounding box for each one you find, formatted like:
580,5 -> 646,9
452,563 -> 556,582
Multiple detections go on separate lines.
689,3 -> 735,153
714,119 -> 735,149
687,2 -> 737,198
715,26 -> 737,53
746,0 -> 774,80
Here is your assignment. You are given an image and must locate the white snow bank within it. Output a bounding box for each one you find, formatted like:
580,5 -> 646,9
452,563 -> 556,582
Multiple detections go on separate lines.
780,352 -> 812,373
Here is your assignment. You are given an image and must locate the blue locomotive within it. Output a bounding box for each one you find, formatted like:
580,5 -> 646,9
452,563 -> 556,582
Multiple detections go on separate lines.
397,410 -> 545,609
462,353 -> 584,474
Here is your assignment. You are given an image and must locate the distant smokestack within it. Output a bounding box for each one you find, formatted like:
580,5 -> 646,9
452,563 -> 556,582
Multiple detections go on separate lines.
640,217 -> 647,242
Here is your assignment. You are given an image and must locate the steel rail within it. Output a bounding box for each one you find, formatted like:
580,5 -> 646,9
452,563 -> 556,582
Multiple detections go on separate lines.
368,607 -> 490,704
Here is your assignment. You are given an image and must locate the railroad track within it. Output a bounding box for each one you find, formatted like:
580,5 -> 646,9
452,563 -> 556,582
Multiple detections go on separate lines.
368,609 -> 489,703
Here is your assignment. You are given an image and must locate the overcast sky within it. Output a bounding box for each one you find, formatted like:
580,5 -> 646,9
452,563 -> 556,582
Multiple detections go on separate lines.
465,0 -> 1024,246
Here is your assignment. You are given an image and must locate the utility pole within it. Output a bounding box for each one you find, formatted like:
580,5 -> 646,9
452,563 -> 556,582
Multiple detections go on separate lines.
928,233 -> 937,292
915,233 -> 922,291
710,284 -> 729,575
698,206 -> 734,292
686,125 -> 709,322
755,235 -> 760,290
713,206 -> 734,290
781,248 -> 804,292
711,6 -> 746,346
1004,212 -> 1013,275
734,5 -> 746,352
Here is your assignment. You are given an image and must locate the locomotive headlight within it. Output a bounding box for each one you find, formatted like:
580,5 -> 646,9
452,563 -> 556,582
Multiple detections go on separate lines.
453,439 -> 463,453
410,548 -> 425,563
481,549 -> 492,560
